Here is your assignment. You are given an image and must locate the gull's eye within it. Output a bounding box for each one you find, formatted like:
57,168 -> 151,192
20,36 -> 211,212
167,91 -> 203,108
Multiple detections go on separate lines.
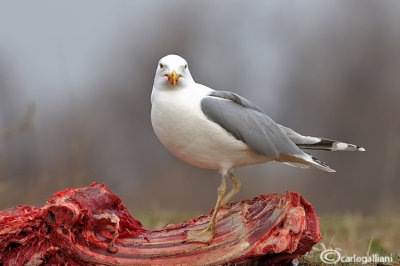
184,64 -> 187,70
159,63 -> 164,69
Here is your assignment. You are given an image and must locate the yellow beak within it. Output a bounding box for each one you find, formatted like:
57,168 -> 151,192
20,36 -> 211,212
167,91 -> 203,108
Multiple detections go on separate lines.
164,69 -> 182,87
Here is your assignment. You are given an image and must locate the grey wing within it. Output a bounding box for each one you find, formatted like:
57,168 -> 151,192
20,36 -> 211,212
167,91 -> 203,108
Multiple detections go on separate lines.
201,91 -> 307,159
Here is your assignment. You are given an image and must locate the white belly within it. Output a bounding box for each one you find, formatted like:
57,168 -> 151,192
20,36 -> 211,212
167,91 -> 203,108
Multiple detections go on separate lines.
151,85 -> 269,172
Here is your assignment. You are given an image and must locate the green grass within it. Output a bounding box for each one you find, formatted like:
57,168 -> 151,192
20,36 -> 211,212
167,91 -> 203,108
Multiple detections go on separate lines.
133,206 -> 198,230
302,214 -> 400,265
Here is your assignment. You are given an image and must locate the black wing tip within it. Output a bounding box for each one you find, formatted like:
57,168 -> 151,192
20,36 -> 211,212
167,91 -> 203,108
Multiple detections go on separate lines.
310,156 -> 336,172
298,139 -> 366,152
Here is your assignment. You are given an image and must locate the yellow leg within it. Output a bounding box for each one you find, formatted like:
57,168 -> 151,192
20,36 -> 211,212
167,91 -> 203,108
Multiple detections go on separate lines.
221,172 -> 241,205
185,173 -> 227,244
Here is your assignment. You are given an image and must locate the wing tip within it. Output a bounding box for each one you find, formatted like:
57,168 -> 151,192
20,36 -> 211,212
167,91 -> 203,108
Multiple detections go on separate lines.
316,163 -> 336,172
309,155 -> 336,172
332,142 -> 366,152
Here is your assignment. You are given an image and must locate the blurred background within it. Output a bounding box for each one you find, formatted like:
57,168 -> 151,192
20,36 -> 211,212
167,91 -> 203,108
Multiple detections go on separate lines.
0,0 -> 399,225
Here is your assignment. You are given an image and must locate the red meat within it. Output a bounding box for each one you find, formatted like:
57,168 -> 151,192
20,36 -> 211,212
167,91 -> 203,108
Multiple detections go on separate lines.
0,183 -> 321,265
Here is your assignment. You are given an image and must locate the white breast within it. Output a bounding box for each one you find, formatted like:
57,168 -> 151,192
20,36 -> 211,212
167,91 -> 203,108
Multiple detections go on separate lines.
151,84 -> 269,172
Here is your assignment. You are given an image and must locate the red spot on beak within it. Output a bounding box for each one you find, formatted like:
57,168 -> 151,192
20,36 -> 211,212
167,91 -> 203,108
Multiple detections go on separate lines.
164,70 -> 182,87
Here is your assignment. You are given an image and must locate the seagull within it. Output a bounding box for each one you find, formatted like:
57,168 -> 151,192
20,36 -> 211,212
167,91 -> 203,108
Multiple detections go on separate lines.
151,54 -> 365,243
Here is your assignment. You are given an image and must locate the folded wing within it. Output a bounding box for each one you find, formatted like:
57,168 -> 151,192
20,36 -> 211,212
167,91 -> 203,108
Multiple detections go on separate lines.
201,91 -> 305,159
200,90 -> 335,172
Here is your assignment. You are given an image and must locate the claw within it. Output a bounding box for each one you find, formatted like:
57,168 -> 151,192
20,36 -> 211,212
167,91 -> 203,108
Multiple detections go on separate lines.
185,225 -> 214,244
